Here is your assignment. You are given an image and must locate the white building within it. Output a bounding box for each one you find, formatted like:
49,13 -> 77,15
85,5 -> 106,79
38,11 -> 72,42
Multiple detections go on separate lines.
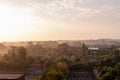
88,47 -> 99,55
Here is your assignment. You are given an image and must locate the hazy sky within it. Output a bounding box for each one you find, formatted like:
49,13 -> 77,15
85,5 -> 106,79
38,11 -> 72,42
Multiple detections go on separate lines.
0,0 -> 120,41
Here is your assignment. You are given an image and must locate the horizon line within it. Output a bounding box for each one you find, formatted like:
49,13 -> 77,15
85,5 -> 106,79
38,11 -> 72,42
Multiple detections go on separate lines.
0,38 -> 120,43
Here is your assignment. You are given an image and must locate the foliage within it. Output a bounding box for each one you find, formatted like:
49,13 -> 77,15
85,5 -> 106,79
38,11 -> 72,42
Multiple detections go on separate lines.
39,62 -> 67,80
97,51 -> 120,80
0,47 -> 29,71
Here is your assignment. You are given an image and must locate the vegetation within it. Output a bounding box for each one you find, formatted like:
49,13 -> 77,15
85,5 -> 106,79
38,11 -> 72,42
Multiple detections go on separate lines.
97,51 -> 120,80
0,47 -> 29,71
38,62 -> 67,80
0,42 -> 119,80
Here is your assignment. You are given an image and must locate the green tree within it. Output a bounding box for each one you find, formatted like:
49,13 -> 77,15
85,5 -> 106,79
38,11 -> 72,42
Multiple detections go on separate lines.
115,63 -> 120,79
40,62 -> 67,80
56,62 -> 67,74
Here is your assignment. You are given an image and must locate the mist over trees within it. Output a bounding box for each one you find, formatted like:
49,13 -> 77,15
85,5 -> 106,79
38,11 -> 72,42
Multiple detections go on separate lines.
0,40 -> 119,80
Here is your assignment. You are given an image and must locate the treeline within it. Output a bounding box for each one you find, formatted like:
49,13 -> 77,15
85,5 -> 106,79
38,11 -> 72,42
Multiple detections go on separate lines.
0,46 -> 56,71
26,43 -> 84,57
96,51 -> 120,80
0,47 -> 29,71
0,42 -> 113,71
0,43 -> 80,71
0,42 -> 119,80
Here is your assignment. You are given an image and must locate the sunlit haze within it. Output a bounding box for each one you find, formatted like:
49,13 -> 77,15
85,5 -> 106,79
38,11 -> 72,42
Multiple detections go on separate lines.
0,0 -> 120,41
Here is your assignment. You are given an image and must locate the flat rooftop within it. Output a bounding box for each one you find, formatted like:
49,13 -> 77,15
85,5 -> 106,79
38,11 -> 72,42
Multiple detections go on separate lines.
0,74 -> 24,79
88,47 -> 99,50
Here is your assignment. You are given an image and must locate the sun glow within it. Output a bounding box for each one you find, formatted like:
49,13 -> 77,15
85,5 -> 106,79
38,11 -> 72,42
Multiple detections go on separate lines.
0,4 -> 35,41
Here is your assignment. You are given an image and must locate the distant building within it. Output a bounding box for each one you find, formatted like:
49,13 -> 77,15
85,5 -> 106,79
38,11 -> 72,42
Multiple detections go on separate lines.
67,64 -> 97,80
115,48 -> 120,53
25,64 -> 44,80
88,47 -> 99,55
0,73 -> 25,80
118,48 -> 120,51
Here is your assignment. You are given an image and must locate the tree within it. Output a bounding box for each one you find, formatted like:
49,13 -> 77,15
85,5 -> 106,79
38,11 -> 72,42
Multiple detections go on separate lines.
1,47 -> 28,71
57,43 -> 71,56
56,62 -> 67,74
17,47 -> 27,61
81,43 -> 88,55
100,72 -> 112,80
115,63 -> 120,79
40,62 -> 67,80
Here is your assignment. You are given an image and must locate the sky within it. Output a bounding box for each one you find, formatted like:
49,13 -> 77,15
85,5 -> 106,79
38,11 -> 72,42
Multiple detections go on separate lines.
0,0 -> 120,41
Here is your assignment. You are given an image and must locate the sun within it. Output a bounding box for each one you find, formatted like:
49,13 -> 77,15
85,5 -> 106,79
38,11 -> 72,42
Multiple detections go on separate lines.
0,4 -> 34,41
0,4 -> 30,31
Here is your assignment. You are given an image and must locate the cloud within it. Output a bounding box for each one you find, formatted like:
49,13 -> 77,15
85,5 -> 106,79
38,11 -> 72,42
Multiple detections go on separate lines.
0,0 -> 120,23
0,0 -> 120,40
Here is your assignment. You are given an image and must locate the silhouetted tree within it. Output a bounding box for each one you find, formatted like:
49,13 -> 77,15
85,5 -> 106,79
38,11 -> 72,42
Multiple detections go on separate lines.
81,43 -> 88,55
